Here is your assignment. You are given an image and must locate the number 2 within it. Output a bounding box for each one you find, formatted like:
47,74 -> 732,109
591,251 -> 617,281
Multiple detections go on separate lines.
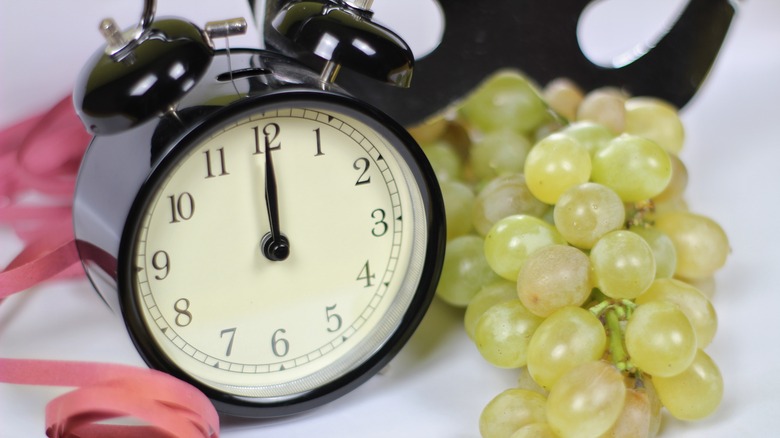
353,157 -> 371,185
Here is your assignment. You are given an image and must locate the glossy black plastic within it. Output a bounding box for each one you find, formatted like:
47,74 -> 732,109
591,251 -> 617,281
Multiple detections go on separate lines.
269,1 -> 414,87
73,18 -> 213,135
263,0 -> 736,125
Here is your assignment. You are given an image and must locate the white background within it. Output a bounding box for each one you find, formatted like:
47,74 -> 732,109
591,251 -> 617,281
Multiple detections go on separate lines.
2,0 -> 779,436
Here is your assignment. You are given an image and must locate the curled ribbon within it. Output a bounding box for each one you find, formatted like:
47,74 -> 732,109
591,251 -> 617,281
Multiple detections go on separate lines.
0,358 -> 220,438
0,97 -> 221,437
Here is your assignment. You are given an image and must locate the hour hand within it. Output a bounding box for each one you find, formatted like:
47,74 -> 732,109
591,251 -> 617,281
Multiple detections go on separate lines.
261,140 -> 290,261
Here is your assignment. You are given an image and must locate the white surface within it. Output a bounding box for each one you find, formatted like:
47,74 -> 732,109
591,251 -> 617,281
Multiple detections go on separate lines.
2,0 -> 780,437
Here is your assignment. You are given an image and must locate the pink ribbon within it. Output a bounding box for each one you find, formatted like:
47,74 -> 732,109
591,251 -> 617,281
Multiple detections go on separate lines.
0,96 -> 221,437
0,359 -> 220,438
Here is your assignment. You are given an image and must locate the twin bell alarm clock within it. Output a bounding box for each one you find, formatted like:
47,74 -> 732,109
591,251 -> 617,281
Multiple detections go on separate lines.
71,0 -> 445,418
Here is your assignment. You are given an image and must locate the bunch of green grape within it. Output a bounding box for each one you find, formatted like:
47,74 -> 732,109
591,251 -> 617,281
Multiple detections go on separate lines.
410,71 -> 729,438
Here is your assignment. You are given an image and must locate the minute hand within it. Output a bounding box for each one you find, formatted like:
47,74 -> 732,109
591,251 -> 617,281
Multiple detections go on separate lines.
261,140 -> 290,261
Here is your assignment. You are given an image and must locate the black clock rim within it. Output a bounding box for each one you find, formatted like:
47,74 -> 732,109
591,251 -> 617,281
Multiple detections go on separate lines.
117,89 -> 446,418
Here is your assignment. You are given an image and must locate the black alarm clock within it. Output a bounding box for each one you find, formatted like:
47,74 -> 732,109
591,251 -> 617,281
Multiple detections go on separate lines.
72,0 -> 445,418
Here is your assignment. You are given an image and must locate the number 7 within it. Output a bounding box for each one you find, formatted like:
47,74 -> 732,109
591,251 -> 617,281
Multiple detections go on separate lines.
220,327 -> 237,357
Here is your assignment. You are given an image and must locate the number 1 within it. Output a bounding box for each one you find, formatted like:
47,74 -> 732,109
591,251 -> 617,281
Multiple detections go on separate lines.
314,128 -> 324,156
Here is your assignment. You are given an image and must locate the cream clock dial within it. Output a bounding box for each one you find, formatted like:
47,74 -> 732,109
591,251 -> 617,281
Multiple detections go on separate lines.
116,94 -> 443,415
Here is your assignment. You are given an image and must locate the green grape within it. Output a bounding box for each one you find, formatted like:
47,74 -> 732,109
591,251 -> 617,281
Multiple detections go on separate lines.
553,182 -> 625,249
524,133 -> 592,204
629,226 -> 677,279
473,174 -> 548,236
636,278 -> 717,348
517,366 -> 548,396
436,235 -> 500,307
475,300 -> 544,368
546,361 -> 626,438
484,215 -> 566,281
601,387 -> 652,438
517,245 -> 592,317
560,121 -> 615,156
533,120 -> 567,144
624,301 -> 697,377
624,97 -> 685,154
653,152 -> 688,203
683,275 -> 716,299
526,306 -> 607,390
464,280 -> 518,340
576,87 -> 627,133
540,205 -> 555,226
653,211 -> 729,279
422,139 -> 462,181
471,129 -> 533,181
479,388 -> 548,438
652,349 -> 723,420
542,77 -> 584,121
643,377 -> 663,437
458,70 -> 551,134
441,179 -> 476,240
510,422 -> 557,438
589,230 -> 656,299
651,195 -> 689,220
408,115 -> 448,144
591,134 -> 672,202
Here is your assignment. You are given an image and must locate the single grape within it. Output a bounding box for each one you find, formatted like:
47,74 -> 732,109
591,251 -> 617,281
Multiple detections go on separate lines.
475,299 -> 544,368
407,115 -> 448,144
589,230 -> 656,299
652,195 -> 689,217
471,129 -> 533,181
484,215 -> 566,281
652,349 -> 723,420
459,70 -> 551,134
526,306 -> 607,389
542,77 -> 584,121
624,301 -> 697,377
517,245 -> 592,317
473,174 -> 548,236
436,235 -> 501,307
629,226 -> 677,279
421,139 -> 462,181
653,152 -> 688,203
517,366 -> 548,396
643,377 -> 663,437
636,278 -> 717,348
683,275 -> 716,299
576,87 -> 627,133
560,120 -> 615,156
653,211 -> 729,279
624,97 -> 685,154
464,280 -> 518,340
546,361 -> 626,438
479,388 -> 548,438
510,422 -> 557,438
591,134 -> 672,202
524,133 -> 592,204
553,182 -> 625,249
601,386 -> 652,438
441,179 -> 476,240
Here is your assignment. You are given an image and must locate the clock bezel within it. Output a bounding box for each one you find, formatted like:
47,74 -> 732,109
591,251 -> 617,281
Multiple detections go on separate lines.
116,88 -> 446,418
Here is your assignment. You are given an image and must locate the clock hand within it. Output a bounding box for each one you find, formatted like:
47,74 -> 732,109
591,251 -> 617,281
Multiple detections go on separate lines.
261,140 -> 290,261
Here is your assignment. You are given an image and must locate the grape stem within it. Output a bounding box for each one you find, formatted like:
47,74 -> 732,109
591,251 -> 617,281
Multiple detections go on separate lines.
590,299 -> 637,374
605,308 -> 635,373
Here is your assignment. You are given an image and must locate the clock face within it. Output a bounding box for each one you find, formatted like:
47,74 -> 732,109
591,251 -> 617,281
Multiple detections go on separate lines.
120,94 -> 441,411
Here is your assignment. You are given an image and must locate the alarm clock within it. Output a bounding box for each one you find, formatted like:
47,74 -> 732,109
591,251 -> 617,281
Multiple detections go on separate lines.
71,0 -> 445,418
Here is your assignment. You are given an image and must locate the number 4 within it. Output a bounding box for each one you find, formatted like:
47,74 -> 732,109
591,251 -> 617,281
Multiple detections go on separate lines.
357,261 -> 376,288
